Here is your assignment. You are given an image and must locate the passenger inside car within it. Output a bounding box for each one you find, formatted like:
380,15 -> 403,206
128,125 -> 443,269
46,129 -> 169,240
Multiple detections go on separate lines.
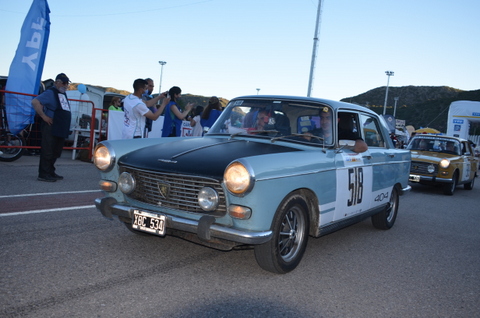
444,141 -> 460,155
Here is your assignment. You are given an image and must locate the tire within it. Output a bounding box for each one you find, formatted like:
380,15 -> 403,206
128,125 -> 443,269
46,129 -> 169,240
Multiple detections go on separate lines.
372,186 -> 399,230
254,194 -> 309,274
464,174 -> 475,190
443,171 -> 458,195
0,133 -> 25,162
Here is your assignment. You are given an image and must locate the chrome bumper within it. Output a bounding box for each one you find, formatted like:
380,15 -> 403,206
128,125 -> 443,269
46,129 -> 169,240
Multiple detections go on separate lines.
409,174 -> 453,184
95,197 -> 272,245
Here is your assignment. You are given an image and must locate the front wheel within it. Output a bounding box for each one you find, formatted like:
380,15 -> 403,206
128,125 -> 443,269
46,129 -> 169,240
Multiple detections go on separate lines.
443,171 -> 458,195
254,194 -> 309,274
464,174 -> 475,190
372,186 -> 399,230
0,133 -> 25,162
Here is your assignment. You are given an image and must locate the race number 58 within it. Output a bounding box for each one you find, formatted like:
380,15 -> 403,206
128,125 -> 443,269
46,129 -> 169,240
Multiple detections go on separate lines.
348,167 -> 363,206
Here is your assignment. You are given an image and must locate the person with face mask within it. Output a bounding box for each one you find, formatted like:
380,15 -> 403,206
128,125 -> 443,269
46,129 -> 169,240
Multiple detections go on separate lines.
31,73 -> 72,182
142,78 -> 166,136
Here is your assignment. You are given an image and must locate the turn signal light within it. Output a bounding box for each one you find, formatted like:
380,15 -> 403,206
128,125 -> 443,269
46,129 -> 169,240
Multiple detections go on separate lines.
228,205 -> 252,219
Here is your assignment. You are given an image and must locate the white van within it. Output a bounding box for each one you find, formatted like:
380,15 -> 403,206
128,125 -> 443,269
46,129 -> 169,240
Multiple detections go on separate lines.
66,85 -> 125,141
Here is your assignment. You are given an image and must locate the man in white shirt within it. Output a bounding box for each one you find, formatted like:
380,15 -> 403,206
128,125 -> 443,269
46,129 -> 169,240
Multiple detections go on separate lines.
122,78 -> 170,139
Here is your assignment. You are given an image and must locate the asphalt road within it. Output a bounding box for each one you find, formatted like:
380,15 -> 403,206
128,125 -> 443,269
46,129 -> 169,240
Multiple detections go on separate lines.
1,152 -> 479,318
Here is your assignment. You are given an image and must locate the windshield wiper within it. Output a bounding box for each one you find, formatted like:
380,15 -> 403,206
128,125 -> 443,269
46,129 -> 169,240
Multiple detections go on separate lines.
271,133 -> 324,143
229,130 -> 279,140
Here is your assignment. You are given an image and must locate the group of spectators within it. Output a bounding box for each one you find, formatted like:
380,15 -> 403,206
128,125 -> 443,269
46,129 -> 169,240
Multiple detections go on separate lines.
106,78 -> 222,139
44,77 -> 218,141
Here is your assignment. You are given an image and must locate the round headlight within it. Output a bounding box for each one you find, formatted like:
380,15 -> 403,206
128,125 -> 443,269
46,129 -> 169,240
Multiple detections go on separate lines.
224,162 -> 253,195
94,145 -> 113,171
439,159 -> 450,169
427,164 -> 435,174
198,187 -> 219,211
118,172 -> 136,194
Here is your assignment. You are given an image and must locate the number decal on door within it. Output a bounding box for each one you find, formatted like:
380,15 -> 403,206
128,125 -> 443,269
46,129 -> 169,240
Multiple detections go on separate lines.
348,167 -> 363,206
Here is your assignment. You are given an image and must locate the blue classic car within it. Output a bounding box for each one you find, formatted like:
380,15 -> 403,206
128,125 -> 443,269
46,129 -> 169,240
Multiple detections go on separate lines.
93,95 -> 411,274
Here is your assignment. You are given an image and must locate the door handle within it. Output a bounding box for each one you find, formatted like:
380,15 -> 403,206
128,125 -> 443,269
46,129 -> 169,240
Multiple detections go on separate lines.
363,155 -> 372,160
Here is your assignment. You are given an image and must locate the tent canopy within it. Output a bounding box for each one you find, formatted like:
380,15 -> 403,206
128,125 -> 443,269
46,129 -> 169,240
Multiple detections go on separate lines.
415,127 -> 441,134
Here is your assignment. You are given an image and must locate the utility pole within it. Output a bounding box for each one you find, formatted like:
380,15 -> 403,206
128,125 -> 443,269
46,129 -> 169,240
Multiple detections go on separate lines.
307,0 -> 323,97
158,61 -> 167,94
383,71 -> 394,115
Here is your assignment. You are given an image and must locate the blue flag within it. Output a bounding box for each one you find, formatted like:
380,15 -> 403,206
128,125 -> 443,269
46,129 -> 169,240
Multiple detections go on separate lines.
5,0 -> 50,135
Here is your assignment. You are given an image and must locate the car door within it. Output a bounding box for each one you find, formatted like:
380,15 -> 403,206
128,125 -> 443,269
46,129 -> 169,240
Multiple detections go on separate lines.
358,113 -> 393,210
334,111 -> 373,221
460,141 -> 475,182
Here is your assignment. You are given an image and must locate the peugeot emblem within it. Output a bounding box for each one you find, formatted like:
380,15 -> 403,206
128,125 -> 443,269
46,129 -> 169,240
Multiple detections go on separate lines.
157,182 -> 170,199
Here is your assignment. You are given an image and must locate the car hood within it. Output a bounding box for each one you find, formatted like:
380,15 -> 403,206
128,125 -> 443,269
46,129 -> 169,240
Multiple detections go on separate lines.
118,137 -> 301,179
410,150 -> 460,162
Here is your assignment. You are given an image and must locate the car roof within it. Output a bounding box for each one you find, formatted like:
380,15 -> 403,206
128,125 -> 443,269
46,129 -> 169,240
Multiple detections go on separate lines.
232,95 -> 376,115
411,134 -> 468,142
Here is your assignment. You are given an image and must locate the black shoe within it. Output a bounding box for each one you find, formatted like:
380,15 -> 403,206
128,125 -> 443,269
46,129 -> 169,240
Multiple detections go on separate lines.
38,175 -> 57,182
51,173 -> 64,180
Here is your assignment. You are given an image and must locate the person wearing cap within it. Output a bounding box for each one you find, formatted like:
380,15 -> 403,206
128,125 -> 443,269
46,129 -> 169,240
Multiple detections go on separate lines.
32,73 -> 72,182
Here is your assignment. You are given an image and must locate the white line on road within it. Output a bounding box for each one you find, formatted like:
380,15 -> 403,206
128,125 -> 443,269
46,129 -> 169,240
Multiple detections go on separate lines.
0,205 -> 96,217
0,190 -> 100,199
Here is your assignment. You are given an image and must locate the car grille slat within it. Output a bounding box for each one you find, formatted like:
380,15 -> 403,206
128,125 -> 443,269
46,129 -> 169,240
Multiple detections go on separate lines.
410,161 -> 438,175
121,167 -> 226,215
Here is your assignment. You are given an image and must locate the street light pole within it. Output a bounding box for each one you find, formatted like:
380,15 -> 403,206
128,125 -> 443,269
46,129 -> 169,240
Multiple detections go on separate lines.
383,71 -> 394,115
158,61 -> 167,94
393,97 -> 399,117
307,0 -> 323,97
256,88 -> 260,95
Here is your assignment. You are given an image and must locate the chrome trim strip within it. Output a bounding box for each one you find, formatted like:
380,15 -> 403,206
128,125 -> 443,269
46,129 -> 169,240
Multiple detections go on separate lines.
409,175 -> 453,183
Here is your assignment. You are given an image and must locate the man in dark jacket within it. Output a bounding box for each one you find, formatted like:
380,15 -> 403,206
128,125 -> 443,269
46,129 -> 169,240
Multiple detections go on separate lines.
32,73 -> 72,182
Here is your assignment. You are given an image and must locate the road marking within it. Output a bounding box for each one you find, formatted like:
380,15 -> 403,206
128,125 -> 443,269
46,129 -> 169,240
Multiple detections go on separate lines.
0,190 -> 100,199
0,205 -> 96,217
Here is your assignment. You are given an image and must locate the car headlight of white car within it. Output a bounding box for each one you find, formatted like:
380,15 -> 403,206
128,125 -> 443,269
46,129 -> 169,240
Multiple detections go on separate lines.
224,161 -> 255,196
94,144 -> 115,172
118,172 -> 136,194
198,187 -> 219,211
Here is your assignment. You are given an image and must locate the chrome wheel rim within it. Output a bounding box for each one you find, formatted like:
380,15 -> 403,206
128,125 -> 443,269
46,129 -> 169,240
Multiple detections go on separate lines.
278,206 -> 306,262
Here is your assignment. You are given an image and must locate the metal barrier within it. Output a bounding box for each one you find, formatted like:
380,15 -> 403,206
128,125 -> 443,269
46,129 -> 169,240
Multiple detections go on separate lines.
0,89 -> 104,161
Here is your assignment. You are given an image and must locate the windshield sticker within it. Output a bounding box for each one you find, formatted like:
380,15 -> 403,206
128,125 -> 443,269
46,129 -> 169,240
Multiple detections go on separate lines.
233,100 -> 244,106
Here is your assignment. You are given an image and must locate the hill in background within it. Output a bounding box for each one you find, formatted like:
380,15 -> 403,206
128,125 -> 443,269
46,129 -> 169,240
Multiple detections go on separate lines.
341,86 -> 480,134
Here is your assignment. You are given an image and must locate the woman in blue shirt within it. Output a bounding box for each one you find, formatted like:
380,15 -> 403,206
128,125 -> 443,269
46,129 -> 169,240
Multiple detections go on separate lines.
200,96 -> 222,134
161,86 -> 194,137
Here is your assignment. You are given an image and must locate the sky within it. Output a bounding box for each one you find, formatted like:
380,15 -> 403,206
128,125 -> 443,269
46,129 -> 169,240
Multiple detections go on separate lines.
1,0 -> 479,103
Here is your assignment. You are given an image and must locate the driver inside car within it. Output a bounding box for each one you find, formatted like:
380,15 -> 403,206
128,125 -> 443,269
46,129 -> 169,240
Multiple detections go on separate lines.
304,108 -> 368,153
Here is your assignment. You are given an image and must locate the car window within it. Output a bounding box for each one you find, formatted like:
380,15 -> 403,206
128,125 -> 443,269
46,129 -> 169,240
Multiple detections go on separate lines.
209,99 -> 335,146
359,114 -> 385,147
407,137 -> 464,155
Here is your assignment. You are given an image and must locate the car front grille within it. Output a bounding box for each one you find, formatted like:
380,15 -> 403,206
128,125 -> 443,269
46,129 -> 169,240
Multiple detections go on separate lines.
410,161 -> 438,175
121,166 -> 227,215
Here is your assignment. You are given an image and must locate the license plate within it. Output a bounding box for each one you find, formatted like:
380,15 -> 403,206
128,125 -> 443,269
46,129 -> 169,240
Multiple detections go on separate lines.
409,174 -> 420,182
132,210 -> 166,236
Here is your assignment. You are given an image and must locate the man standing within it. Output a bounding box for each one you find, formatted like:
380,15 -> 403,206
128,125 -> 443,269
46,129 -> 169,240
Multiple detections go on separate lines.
32,73 -> 72,182
142,78 -> 164,137
122,78 -> 170,139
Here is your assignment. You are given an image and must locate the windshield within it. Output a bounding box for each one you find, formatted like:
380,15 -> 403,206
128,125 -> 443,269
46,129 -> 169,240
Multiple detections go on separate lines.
207,99 -> 334,145
407,137 -> 461,155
